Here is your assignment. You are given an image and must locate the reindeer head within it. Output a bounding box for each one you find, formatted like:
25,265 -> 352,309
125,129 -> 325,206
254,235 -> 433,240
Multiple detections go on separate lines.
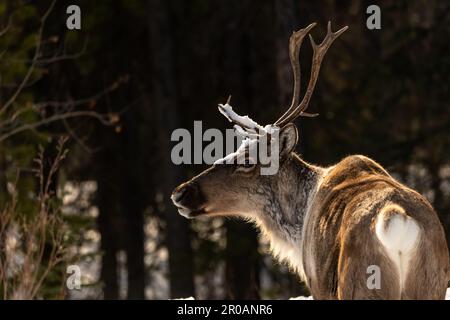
171,22 -> 347,219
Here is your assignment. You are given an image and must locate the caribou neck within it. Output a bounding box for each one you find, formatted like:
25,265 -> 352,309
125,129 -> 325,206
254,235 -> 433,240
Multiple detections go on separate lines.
257,153 -> 325,246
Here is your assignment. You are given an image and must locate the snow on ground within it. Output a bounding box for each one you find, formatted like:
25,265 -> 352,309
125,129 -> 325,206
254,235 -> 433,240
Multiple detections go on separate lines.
289,296 -> 314,300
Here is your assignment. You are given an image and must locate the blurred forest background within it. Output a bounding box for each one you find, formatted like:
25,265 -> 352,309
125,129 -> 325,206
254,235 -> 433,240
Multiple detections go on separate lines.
0,0 -> 449,299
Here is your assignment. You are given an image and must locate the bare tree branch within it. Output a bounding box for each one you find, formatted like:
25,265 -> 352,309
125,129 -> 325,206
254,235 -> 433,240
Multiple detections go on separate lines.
0,110 -> 119,143
0,138 -> 69,299
0,0 -> 56,116
0,16 -> 12,37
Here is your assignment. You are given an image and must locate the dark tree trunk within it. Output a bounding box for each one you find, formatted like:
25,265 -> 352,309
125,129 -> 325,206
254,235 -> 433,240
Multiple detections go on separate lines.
121,111 -> 146,300
96,148 -> 120,299
225,221 -> 260,299
147,0 -> 195,298
122,188 -> 146,300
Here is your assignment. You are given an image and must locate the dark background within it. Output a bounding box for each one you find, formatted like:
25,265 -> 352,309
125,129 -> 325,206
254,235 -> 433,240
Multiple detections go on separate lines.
0,0 -> 449,299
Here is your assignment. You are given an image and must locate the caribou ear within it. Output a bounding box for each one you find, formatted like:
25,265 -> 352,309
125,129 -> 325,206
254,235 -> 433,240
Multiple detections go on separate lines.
279,123 -> 298,159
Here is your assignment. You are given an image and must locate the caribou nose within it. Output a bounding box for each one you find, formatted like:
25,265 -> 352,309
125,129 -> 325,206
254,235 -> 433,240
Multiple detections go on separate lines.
172,187 -> 188,204
171,182 -> 198,205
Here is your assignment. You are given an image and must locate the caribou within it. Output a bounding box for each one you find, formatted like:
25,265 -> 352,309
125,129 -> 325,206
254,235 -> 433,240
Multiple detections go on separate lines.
171,22 -> 449,299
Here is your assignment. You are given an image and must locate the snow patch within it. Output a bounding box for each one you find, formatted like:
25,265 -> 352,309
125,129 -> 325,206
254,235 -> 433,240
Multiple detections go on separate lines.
214,137 -> 255,165
289,296 -> 313,300
218,103 -> 264,132
214,102 -> 280,166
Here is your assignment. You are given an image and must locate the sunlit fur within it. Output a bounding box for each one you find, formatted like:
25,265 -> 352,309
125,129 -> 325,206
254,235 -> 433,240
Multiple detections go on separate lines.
172,126 -> 450,299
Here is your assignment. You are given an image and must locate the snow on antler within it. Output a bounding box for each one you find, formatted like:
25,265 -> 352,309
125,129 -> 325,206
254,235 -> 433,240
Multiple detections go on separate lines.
217,102 -> 279,137
218,103 -> 264,133
214,100 -> 280,166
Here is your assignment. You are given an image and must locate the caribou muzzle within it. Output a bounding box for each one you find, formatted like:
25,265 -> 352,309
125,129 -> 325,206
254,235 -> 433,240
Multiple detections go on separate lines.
171,181 -> 206,218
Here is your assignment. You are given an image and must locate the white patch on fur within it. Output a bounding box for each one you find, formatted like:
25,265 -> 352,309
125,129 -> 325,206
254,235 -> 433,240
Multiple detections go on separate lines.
375,204 -> 421,293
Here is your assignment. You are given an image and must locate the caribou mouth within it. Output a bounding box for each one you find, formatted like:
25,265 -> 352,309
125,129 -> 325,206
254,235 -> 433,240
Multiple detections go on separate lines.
175,205 -> 206,219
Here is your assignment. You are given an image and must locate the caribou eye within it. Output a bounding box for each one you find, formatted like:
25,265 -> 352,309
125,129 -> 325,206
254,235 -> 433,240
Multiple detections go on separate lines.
243,159 -> 253,167
237,158 -> 256,172
234,157 -> 257,173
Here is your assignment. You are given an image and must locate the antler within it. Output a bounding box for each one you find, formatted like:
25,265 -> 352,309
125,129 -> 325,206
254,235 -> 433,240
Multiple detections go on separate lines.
275,21 -> 348,127
275,23 -> 317,124
218,95 -> 264,134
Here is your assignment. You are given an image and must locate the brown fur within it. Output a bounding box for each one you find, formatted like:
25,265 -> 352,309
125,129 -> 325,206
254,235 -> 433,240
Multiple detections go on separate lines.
304,155 -> 449,299
172,151 -> 449,299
